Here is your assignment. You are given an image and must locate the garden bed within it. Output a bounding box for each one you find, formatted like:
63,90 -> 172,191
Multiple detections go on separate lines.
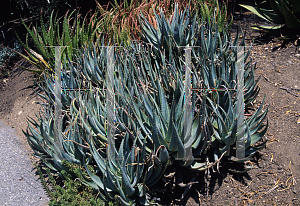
0,11 -> 299,206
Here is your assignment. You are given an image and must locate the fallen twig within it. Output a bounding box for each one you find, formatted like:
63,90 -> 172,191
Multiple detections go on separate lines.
262,74 -> 270,82
256,171 -> 274,176
280,87 -> 299,97
260,185 -> 279,197
286,114 -> 300,121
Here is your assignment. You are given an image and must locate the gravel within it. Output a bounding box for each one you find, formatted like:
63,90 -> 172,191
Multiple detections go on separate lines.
0,121 -> 49,206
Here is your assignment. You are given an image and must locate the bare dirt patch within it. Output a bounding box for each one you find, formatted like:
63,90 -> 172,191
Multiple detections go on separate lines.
0,60 -> 42,154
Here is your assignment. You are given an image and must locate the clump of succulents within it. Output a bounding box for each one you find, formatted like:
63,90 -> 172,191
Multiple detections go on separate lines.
24,3 -> 268,205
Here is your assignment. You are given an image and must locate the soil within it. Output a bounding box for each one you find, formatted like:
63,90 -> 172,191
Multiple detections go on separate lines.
0,12 -> 299,206
0,60 -> 42,161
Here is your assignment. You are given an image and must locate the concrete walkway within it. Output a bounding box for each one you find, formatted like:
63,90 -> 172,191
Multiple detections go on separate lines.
0,121 -> 49,205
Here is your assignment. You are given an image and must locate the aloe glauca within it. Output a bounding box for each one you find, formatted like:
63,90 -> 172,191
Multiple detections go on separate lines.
120,64 -> 210,168
139,2 -> 231,57
66,26 -> 265,172
24,77 -> 148,205
139,3 -> 197,61
79,132 -> 165,205
206,93 -> 268,172
15,9 -> 102,74
23,3 -> 269,203
23,62 -> 92,172
23,106 -> 87,172
35,61 -> 82,111
23,48 -> 109,172
140,82 -> 210,168
195,30 -> 260,110
139,3 -> 267,168
139,3 -> 259,109
104,43 -> 211,169
75,44 -> 107,89
240,0 -> 300,37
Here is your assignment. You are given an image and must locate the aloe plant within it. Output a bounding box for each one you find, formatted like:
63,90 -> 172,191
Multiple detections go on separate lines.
23,54 -> 105,172
23,3 -> 269,203
116,58 -> 210,169
15,9 -> 102,74
78,128 -> 168,205
138,3 -> 268,170
139,3 -> 259,109
206,93 -> 268,171
240,0 -> 300,37
23,106 -> 85,172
